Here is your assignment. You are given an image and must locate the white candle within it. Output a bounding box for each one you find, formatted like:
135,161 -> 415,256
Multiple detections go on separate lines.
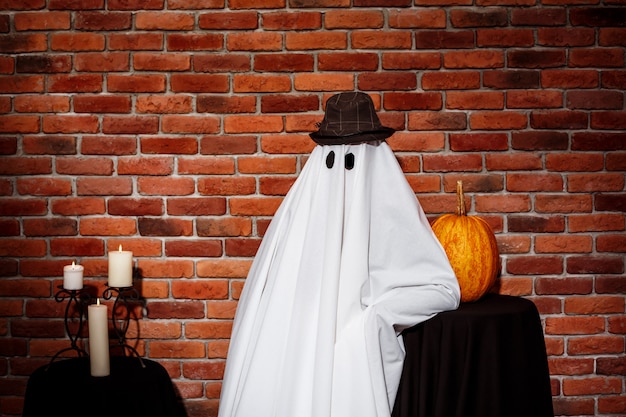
88,298 -> 110,377
108,244 -> 133,287
63,261 -> 84,290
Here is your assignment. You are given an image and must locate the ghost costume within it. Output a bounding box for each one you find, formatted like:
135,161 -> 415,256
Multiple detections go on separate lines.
218,93 -> 460,417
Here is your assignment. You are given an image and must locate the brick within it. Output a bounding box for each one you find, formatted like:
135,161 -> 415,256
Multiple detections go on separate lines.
51,197 -> 106,216
136,259 -> 194,278
530,110 -> 588,130
230,196 -> 283,216
167,33 -> 223,51
444,50 -> 504,69
422,71 -> 480,90
108,198 -> 164,216
383,92 -> 442,111
81,135 -> 137,155
535,194 -> 592,213
193,54 -> 251,72
165,240 -> 222,257
508,49 -> 565,68
43,115 -> 99,134
107,0 -> 164,10
408,111 -> 467,131
0,34 -> 47,53
135,12 -> 194,30
607,152 -> 626,171
597,234 -> 626,253
16,55 -> 72,73
293,73 -> 354,91
79,217 -> 136,236
449,133 -> 508,151
564,376 -> 622,396
182,360 -> 225,379
536,277 -> 593,296
0,115 -> 40,132
75,52 -> 130,72
535,235 -> 592,254
483,70 -> 540,89
200,135 -> 257,154
261,134 -> 315,154
511,7 -> 566,26
446,91 -> 504,110
14,11 -> 70,30
207,300 -> 238,319
171,280 -> 228,300
570,48 -> 624,68
167,197 -> 226,216
139,137 -> 198,154
48,74 -> 103,93
228,32 -> 283,51
108,33 -> 164,51
49,237 -> 105,256
475,194 -> 531,213
150,341 -> 206,359
197,217 -> 252,237
388,9 -> 446,29
198,177 -> 256,195
567,256 -> 624,274
146,301 -> 204,319
508,215 -> 565,233
177,157 -> 234,175
352,31 -> 412,49
381,52 -> 439,70
470,111 -> 527,130
170,74 -> 229,93
572,132 -> 626,151
254,53 -> 314,72
126,321 -> 182,340
506,255 -> 563,275
0,75 -> 44,94
75,11 -> 132,30
546,153 -> 603,172
108,74 -> 166,93
567,90 -> 623,110
0,219 -> 20,236
0,157 -> 50,175
136,95 -> 193,114
568,173 -> 624,193
197,259 -> 252,278
102,116 -> 159,134
74,95 -> 132,113
568,336 -> 624,356
197,95 -> 256,114
326,10 -> 384,28
507,90 -> 562,109
50,33 -> 105,51
137,177 -> 195,196
485,153 -> 543,171
76,177 -> 132,196
592,111 -> 626,129
285,32 -> 347,50
261,94 -> 318,113
539,27 -> 596,47
15,96 -> 70,113
261,11 -> 321,30
22,136 -> 75,155
161,115 -> 220,134
506,172 -> 563,192
600,28 -> 626,47
415,30 -> 474,49
198,11 -> 258,30
224,115 -> 283,134
569,214 -> 624,232
449,8 -> 507,27
22,218 -> 76,237
511,131 -> 569,150
607,316 -> 626,334
230,0 -> 284,8
570,7 -> 626,26
17,177 -> 72,196
477,28 -> 534,47
138,218 -> 193,236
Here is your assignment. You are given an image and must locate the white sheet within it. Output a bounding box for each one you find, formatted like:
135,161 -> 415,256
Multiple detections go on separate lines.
218,141 -> 460,417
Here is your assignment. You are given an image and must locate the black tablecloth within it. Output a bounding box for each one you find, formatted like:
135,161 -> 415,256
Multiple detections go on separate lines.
392,294 -> 554,417
23,356 -> 186,417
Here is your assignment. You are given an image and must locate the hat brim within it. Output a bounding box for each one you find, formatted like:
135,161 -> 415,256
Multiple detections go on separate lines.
309,127 -> 395,145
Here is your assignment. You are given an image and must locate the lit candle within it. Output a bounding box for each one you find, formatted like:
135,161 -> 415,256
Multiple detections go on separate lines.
108,244 -> 133,288
63,261 -> 84,290
88,298 -> 110,377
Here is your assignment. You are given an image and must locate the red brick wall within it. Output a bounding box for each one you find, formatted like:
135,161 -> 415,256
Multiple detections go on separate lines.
1,1 -> 625,416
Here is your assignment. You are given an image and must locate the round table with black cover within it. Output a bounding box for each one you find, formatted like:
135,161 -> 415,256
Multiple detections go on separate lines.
23,356 -> 186,417
392,294 -> 554,417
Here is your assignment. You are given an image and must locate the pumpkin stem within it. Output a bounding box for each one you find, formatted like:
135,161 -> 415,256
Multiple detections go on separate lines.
456,180 -> 466,216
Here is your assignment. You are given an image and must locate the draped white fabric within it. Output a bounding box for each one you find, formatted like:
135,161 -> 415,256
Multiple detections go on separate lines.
218,141 -> 460,417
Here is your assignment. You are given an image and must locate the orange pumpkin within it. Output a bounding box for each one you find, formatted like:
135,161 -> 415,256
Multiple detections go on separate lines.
431,181 -> 499,303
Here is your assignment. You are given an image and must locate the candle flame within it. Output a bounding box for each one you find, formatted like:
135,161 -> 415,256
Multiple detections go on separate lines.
71,261 -> 75,268
96,298 -> 100,306
118,244 -> 122,252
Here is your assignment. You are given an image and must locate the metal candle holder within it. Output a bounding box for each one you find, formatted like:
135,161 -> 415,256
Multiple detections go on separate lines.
102,284 -> 145,367
49,286 -> 90,365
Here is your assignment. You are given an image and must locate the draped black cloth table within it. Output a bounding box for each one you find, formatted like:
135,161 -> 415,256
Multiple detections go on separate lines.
392,294 -> 554,417
23,356 -> 185,417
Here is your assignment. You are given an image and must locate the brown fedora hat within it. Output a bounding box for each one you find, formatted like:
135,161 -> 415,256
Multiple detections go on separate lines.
310,92 -> 395,145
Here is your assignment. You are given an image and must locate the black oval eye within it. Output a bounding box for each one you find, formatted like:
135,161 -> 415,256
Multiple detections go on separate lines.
345,153 -> 355,170
326,151 -> 335,169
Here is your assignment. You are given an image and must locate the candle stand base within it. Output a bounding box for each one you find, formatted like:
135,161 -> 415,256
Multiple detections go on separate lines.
103,284 -> 146,368
49,287 -> 91,367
